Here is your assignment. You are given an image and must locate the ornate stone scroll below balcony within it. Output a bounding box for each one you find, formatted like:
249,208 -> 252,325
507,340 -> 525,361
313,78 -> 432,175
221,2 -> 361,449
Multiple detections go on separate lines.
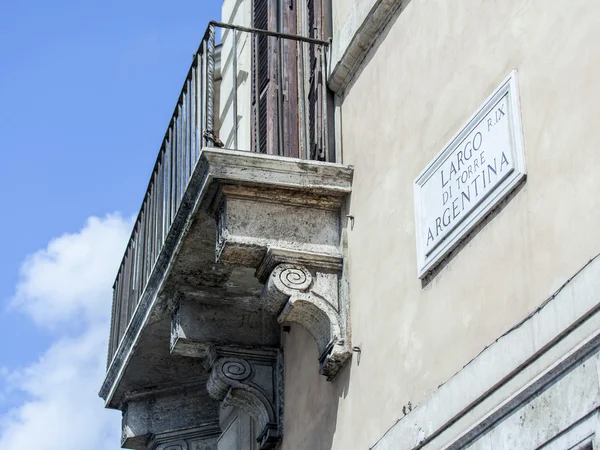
101,147 -> 353,448
166,150 -> 354,382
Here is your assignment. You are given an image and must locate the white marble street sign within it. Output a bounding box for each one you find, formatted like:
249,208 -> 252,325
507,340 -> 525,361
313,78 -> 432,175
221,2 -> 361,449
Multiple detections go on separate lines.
414,71 -> 526,278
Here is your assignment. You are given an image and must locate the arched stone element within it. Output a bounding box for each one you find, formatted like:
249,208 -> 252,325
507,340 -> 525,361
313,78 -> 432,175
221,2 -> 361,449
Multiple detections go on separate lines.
205,347 -> 282,450
262,263 -> 351,381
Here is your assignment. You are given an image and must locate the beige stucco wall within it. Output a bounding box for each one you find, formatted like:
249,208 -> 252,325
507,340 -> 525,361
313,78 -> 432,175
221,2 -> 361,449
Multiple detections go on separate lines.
282,0 -> 600,449
331,0 -> 355,39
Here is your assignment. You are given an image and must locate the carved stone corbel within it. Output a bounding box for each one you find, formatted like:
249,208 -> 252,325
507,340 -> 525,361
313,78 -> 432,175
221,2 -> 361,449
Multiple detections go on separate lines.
261,262 -> 351,380
205,347 -> 283,450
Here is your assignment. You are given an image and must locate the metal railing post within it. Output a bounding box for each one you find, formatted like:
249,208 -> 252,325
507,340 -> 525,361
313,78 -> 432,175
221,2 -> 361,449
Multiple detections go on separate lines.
206,23 -> 216,147
232,29 -> 239,149
253,32 -> 260,153
277,35 -> 284,156
320,45 -> 329,162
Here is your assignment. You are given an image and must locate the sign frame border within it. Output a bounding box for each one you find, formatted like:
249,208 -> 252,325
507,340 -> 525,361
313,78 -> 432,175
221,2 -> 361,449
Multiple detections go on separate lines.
414,70 -> 526,278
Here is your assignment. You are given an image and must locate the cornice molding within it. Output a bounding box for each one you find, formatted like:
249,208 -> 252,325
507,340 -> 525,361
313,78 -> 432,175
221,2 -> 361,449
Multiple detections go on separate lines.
329,0 -> 409,93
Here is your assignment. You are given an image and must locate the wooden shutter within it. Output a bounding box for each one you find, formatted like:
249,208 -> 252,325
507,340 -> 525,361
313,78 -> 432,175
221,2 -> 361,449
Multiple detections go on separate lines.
306,0 -> 325,161
252,0 -> 272,154
251,0 -> 324,159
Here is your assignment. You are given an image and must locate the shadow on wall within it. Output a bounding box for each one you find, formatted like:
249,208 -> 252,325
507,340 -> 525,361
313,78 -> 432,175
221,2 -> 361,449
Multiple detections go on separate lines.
281,324 -> 352,450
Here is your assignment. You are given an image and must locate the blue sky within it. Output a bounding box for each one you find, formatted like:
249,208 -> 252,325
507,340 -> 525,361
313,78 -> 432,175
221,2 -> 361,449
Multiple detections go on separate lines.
0,0 -> 222,447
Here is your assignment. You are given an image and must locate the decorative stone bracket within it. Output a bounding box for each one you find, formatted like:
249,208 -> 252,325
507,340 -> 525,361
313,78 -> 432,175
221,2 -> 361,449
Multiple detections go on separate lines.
260,261 -> 351,380
206,346 -> 283,450
209,179 -> 354,380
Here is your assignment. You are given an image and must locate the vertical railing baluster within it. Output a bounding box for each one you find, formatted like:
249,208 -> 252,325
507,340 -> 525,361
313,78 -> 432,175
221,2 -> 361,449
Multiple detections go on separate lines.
128,245 -> 134,321
111,279 -> 120,356
169,127 -> 176,225
277,35 -> 284,156
110,266 -> 122,359
203,39 -> 209,147
320,45 -> 329,162
186,79 -> 193,178
232,29 -> 238,149
173,118 -> 180,208
111,273 -> 119,354
118,266 -> 124,337
141,205 -> 147,292
130,235 -> 137,319
298,40 -> 308,160
129,232 -> 136,311
131,232 -> 137,303
185,80 -> 191,179
190,65 -> 198,163
139,218 -> 145,296
163,141 -> 171,233
149,183 -> 156,276
206,23 -> 215,147
140,206 -> 147,292
253,32 -> 260,153
147,192 -> 153,280
127,244 -> 133,314
147,189 -> 153,278
157,174 -> 161,257
158,154 -> 165,245
126,246 -> 131,323
128,243 -> 135,316
157,167 -> 162,250
160,155 -> 166,243
200,42 -> 205,147
135,221 -> 143,298
118,253 -> 126,344
196,52 -> 203,152
181,93 -> 189,185
120,254 -> 127,331
176,107 -> 183,201
120,250 -> 130,341
157,165 -> 163,254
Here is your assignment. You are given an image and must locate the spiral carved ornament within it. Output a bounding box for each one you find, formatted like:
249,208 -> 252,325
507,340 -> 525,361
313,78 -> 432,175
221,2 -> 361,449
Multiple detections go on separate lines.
218,358 -> 252,382
274,264 -> 312,292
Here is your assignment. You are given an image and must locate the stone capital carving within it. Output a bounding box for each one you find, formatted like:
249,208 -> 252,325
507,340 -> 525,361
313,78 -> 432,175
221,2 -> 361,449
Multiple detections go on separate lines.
261,262 -> 351,380
206,347 -> 282,450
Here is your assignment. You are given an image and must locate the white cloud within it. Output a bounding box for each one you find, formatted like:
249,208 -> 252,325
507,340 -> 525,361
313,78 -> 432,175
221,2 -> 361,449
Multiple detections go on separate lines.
11,214 -> 132,329
0,214 -> 132,449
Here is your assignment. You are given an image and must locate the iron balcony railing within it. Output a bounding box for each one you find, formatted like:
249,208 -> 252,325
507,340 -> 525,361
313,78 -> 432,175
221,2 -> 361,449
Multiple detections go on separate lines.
107,21 -> 331,365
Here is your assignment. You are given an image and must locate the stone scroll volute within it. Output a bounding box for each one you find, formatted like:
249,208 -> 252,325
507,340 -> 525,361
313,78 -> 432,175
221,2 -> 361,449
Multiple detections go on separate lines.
262,263 -> 351,380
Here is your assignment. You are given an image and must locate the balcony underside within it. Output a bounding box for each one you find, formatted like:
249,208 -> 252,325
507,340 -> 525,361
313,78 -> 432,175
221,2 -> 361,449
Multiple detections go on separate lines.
101,148 -> 353,414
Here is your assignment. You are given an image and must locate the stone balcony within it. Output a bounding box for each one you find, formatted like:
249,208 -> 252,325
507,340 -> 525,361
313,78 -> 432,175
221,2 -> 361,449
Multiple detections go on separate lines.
100,22 -> 354,450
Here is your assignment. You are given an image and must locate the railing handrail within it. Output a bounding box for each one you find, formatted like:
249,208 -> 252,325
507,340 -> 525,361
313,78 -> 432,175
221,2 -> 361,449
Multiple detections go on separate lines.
206,20 -> 330,46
